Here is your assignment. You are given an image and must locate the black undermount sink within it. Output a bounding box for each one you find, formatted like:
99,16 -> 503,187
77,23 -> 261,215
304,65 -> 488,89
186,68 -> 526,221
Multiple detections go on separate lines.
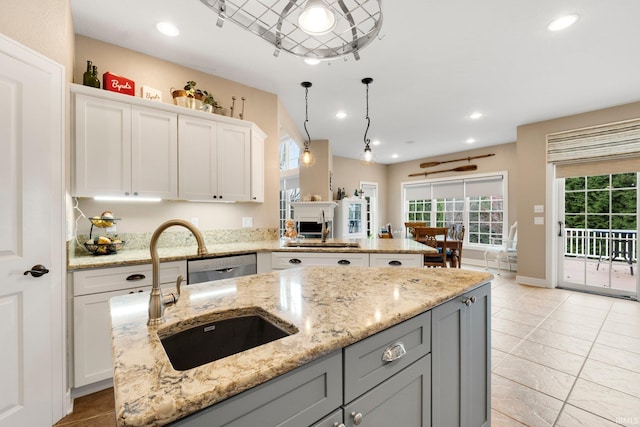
159,309 -> 297,371
285,241 -> 360,248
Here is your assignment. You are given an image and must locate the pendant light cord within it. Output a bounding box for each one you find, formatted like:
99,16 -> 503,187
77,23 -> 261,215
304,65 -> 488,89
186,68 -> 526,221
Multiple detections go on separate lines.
303,84 -> 311,149
363,78 -> 372,149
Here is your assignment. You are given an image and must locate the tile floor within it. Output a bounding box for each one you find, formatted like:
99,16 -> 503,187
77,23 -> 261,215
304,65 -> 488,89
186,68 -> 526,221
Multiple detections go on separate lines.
54,269 -> 640,427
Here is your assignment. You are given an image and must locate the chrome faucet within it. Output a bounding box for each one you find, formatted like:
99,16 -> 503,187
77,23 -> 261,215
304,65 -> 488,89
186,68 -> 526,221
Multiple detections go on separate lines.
148,219 -> 208,326
321,210 -> 330,242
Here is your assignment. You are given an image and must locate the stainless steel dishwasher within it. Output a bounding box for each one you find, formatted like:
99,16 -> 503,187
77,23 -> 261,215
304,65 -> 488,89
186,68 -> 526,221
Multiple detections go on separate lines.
187,253 -> 257,284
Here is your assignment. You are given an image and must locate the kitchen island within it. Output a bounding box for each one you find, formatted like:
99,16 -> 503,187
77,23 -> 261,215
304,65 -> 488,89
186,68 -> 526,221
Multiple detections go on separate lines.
109,266 -> 492,426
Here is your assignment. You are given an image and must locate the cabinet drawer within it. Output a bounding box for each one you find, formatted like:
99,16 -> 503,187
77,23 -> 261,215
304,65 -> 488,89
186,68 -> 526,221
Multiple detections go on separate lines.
369,253 -> 422,268
271,252 -> 369,270
73,261 -> 186,296
170,351 -> 342,427
344,311 -> 431,403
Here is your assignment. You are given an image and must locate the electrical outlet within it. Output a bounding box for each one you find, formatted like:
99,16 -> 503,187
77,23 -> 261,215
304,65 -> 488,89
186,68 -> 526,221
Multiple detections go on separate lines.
242,217 -> 253,228
190,217 -> 199,227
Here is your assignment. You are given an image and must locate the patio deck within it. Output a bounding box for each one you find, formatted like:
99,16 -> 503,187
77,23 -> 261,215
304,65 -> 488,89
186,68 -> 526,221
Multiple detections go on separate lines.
562,257 -> 637,293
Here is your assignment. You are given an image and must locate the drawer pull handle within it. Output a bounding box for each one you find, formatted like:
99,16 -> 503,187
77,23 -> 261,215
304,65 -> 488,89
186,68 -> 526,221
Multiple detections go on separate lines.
126,274 -> 146,281
337,259 -> 351,265
288,258 -> 302,264
351,412 -> 363,425
462,296 -> 476,306
382,341 -> 406,362
388,260 -> 402,266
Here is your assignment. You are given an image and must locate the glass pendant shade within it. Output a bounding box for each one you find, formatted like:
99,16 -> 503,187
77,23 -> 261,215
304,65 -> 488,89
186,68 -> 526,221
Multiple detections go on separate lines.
301,146 -> 316,167
298,0 -> 336,36
360,146 -> 375,165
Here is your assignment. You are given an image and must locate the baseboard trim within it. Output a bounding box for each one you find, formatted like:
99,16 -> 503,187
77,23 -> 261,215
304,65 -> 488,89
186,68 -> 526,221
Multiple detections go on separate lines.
71,378 -> 113,399
515,275 -> 552,288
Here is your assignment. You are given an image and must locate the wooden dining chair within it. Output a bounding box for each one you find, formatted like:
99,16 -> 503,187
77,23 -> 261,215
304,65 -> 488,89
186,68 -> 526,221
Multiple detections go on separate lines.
447,224 -> 465,268
414,227 -> 448,268
404,221 -> 427,239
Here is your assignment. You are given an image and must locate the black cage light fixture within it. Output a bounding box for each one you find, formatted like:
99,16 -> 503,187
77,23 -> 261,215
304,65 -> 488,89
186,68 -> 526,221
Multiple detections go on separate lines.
199,0 -> 383,61
300,81 -> 315,167
360,77 -> 375,165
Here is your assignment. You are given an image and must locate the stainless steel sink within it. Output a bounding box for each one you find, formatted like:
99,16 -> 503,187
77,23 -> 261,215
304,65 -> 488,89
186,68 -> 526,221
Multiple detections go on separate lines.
285,241 -> 360,248
159,309 -> 297,371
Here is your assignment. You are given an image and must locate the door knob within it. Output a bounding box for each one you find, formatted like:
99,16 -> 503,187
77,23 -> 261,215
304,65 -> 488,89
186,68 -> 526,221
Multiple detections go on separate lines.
23,264 -> 50,277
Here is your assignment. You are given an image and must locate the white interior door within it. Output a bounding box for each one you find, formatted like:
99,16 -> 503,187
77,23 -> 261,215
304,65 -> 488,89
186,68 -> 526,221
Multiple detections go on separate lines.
0,35 -> 64,426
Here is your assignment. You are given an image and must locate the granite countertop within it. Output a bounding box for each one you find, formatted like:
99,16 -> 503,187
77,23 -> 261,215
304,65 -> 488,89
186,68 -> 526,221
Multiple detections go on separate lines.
68,238 -> 434,270
110,266 -> 492,426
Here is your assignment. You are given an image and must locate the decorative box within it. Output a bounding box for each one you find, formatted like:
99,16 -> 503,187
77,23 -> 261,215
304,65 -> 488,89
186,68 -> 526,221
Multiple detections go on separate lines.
103,72 -> 135,96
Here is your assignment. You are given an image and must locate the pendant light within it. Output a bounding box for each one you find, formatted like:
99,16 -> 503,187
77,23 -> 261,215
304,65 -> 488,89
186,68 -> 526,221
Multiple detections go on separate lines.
360,77 -> 375,165
298,0 -> 337,36
300,81 -> 316,168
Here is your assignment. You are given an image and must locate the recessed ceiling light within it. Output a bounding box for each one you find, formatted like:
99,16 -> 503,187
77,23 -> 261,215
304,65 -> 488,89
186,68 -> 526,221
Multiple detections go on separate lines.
466,138 -> 476,144
372,140 -> 381,146
468,112 -> 483,120
336,111 -> 347,119
304,58 -> 321,65
156,22 -> 179,37
391,153 -> 399,159
547,14 -> 579,32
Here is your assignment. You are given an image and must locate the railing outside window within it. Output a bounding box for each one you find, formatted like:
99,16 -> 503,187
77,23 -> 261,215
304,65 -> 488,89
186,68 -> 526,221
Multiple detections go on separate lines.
564,228 -> 637,262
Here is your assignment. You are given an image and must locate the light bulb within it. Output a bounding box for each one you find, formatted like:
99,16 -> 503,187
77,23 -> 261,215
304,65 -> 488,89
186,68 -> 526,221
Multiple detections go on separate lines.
300,147 -> 315,167
298,0 -> 336,36
360,146 -> 375,165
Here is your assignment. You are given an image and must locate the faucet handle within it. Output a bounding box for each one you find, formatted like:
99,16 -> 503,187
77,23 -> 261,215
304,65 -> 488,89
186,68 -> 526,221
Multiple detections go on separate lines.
175,275 -> 184,297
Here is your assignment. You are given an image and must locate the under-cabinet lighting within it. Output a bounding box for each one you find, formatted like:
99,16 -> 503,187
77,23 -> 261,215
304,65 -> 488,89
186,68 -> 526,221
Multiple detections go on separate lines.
304,58 -> 321,65
93,196 -> 162,202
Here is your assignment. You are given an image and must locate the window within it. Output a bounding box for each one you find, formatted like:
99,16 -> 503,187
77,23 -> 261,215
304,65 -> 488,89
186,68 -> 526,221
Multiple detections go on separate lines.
403,173 -> 505,247
279,136 -> 301,235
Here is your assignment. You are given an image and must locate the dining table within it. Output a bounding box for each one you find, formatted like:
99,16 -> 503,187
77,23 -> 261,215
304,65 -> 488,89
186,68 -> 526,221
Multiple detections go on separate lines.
412,236 -> 463,268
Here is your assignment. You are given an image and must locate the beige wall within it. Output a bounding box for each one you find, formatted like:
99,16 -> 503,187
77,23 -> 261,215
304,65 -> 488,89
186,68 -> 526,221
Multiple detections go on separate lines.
0,0 -> 75,80
516,100 -> 640,283
387,143 -> 518,261
73,35 -> 280,233
299,139 -> 332,201
332,156 -> 389,224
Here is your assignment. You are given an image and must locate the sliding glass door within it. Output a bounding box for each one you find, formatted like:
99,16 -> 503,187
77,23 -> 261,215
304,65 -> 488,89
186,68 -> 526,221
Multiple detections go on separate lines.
557,172 -> 638,298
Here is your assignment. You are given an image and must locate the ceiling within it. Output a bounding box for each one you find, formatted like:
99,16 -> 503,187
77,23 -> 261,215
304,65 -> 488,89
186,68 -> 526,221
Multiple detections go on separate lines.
71,0 -> 640,164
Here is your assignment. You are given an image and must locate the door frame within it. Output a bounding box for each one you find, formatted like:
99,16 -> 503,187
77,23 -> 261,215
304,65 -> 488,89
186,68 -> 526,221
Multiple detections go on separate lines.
360,181 -> 379,237
0,34 -> 67,422
554,170 -> 639,299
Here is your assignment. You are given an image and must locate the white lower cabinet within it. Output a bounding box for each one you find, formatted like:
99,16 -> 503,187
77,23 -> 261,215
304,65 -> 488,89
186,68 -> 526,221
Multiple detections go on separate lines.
369,253 -> 422,268
271,252 -> 369,269
272,252 -> 421,270
72,261 -> 186,390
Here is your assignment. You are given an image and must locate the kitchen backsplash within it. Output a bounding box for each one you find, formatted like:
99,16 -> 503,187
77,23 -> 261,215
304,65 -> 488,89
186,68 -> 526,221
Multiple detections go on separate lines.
70,227 -> 279,258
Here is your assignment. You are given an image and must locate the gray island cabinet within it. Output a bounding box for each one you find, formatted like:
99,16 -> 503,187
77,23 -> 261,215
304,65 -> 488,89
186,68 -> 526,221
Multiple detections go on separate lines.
109,266 -> 491,427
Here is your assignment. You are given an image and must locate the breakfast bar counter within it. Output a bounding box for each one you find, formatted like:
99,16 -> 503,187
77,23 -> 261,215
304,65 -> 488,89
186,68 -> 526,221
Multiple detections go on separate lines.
110,266 -> 492,426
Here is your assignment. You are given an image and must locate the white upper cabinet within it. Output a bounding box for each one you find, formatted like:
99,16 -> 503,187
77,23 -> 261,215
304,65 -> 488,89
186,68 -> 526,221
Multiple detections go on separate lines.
73,92 -> 178,199
71,84 -> 265,202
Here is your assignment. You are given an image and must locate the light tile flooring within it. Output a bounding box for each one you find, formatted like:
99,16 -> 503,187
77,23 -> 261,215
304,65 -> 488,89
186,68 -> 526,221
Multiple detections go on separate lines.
489,269 -> 640,427
54,268 -> 640,427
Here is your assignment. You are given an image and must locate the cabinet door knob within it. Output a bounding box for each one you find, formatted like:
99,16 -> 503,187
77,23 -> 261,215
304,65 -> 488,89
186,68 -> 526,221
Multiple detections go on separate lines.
470,296 -> 477,304
351,412 -> 363,425
382,341 -> 406,362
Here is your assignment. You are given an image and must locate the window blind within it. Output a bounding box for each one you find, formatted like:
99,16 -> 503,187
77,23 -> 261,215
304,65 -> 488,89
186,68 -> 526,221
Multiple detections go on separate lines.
465,176 -> 503,197
405,183 -> 430,200
432,180 -> 464,199
547,118 -> 640,164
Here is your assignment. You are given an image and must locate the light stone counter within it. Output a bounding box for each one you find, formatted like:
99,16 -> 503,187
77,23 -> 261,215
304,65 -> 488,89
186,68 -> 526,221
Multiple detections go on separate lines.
68,238 -> 434,270
110,266 -> 492,426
